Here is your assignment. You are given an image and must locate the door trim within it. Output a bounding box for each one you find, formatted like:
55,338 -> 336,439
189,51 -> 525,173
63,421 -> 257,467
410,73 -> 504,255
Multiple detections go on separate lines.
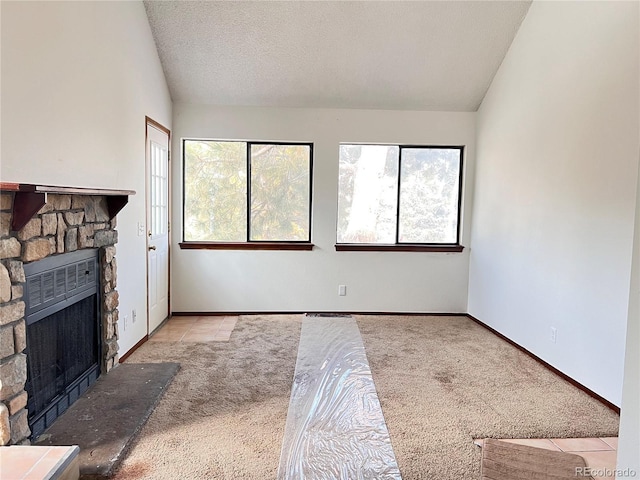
145,116 -> 171,335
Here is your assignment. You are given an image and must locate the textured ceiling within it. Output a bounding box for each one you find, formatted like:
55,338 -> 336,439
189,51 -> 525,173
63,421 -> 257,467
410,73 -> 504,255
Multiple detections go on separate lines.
144,1 -> 531,111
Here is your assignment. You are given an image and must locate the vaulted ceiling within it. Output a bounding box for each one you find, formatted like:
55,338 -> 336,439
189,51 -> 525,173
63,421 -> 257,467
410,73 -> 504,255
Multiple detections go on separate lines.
144,1 -> 531,111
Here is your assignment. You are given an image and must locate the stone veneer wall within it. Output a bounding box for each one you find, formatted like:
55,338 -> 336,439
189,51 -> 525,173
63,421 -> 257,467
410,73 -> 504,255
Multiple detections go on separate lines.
0,193 -> 121,445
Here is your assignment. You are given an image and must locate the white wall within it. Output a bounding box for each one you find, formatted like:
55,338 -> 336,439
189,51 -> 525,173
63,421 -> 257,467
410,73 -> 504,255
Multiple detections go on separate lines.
468,1 -> 639,406
617,153 -> 640,476
172,105 -> 475,313
0,1 -> 172,356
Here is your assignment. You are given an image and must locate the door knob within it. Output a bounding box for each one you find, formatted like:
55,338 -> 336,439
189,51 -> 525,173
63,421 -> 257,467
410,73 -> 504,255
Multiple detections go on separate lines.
148,245 -> 156,251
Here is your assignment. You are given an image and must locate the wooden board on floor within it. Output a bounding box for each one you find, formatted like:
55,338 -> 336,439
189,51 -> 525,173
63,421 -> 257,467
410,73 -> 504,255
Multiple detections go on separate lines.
481,438 -> 593,480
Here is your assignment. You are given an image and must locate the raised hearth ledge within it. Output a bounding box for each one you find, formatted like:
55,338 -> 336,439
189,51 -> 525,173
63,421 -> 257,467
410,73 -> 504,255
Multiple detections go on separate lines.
0,183 -> 135,232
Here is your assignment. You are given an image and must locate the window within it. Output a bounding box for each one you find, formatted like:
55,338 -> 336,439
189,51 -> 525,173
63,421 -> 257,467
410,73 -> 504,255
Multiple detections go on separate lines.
182,140 -> 313,249
336,144 -> 463,251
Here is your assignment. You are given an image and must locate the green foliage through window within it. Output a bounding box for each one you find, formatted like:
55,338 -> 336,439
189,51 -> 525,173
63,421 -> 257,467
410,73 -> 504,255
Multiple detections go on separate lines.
337,145 -> 463,245
184,140 -> 312,242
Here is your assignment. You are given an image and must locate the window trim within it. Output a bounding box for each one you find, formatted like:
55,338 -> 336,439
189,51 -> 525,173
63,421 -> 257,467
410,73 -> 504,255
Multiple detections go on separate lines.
335,244 -> 463,252
335,144 -> 464,251
181,139 -> 314,249
179,241 -> 314,251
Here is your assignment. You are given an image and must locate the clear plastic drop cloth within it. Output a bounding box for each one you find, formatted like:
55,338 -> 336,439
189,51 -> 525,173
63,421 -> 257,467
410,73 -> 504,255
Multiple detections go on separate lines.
277,316 -> 402,480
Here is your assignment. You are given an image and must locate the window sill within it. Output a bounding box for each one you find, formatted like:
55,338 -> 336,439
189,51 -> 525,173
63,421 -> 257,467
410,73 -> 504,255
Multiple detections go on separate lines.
179,242 -> 314,251
335,244 -> 464,252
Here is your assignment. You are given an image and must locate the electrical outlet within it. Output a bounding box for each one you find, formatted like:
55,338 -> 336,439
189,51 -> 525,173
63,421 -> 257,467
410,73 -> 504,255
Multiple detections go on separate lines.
550,327 -> 557,343
132,309 -> 137,323
123,314 -> 129,330
338,285 -> 347,296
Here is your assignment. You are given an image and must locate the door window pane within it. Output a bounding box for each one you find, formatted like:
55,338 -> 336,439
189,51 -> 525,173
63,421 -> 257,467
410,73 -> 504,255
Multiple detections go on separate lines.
150,141 -> 168,236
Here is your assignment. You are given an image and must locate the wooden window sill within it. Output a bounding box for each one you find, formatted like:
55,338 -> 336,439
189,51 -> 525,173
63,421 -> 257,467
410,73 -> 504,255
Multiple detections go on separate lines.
335,244 -> 464,252
179,242 -> 314,251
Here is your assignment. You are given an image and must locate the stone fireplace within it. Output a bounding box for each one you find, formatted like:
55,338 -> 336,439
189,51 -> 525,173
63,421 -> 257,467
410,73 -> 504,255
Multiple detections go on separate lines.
0,188 -> 129,445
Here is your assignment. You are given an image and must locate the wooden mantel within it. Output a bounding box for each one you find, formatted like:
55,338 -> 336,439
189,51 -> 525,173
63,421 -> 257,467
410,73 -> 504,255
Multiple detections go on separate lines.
0,182 -> 136,231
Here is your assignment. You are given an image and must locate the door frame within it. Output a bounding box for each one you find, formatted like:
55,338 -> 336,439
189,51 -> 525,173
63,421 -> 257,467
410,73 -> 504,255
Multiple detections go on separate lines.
145,116 -> 171,334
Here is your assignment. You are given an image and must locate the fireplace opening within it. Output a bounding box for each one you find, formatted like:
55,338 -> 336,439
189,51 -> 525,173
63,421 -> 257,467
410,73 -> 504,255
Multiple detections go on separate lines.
23,249 -> 101,439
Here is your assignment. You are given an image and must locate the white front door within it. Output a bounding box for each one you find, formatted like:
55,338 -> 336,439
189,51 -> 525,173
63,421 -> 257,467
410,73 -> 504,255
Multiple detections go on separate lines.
146,119 -> 170,333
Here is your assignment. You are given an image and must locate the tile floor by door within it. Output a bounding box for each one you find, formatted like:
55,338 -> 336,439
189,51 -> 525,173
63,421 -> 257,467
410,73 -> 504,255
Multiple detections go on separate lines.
475,436 -> 620,479
149,315 -> 238,342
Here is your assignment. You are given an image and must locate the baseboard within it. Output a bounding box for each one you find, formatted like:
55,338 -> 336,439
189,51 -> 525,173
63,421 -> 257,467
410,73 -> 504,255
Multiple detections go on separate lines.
466,314 -> 620,415
170,311 -> 467,317
119,335 -> 149,364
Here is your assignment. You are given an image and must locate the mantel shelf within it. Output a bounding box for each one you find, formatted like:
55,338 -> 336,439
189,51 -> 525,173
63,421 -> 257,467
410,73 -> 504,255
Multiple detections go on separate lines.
0,182 -> 136,232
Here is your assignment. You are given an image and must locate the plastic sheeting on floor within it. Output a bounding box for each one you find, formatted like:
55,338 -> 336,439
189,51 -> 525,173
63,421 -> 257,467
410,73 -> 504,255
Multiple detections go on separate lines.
277,315 -> 402,480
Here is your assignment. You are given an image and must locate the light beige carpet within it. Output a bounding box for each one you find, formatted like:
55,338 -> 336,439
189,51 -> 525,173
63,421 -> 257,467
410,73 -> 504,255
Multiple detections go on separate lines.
355,315 -> 619,479
113,315 -> 301,480
113,314 -> 619,480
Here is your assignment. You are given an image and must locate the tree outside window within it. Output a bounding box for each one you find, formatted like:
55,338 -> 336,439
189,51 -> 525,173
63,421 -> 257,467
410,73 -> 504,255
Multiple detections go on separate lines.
183,140 -> 312,243
337,144 -> 463,246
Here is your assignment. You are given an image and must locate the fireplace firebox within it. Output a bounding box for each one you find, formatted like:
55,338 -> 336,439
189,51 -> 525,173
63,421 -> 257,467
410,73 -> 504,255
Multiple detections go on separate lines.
23,249 -> 101,438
